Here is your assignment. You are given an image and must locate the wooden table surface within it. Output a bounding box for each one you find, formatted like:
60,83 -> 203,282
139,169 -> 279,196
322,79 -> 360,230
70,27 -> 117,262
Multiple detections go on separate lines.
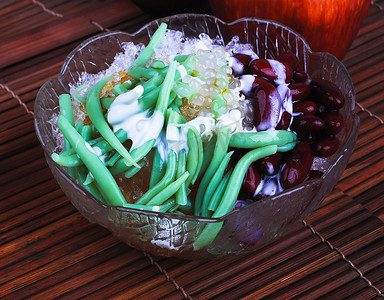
1,0 -> 384,298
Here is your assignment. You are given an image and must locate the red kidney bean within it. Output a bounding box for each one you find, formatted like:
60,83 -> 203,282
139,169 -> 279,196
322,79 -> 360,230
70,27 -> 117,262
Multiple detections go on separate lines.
298,131 -> 320,143
231,53 -> 253,76
250,59 -> 274,79
250,59 -> 293,83
320,110 -> 344,135
293,70 -> 308,83
276,111 -> 292,130
276,52 -> 301,71
251,76 -> 272,92
310,79 -> 345,110
275,52 -> 306,83
304,170 -> 324,181
240,75 -> 272,96
242,163 -> 261,196
293,101 -> 318,115
234,53 -> 253,66
257,152 -> 282,176
252,82 -> 282,130
280,141 -> 314,189
291,115 -> 325,135
313,137 -> 340,157
289,82 -> 311,101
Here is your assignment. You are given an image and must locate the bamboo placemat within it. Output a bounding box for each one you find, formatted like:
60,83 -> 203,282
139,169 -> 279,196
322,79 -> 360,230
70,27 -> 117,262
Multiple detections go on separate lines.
1,0 -> 383,298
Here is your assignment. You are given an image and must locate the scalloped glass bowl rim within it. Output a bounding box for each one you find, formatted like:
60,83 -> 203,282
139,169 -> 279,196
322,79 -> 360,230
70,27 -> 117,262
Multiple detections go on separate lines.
35,13 -> 357,223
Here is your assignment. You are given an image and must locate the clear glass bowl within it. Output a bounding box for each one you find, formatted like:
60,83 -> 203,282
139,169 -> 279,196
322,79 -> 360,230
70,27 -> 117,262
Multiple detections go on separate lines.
34,14 -> 359,259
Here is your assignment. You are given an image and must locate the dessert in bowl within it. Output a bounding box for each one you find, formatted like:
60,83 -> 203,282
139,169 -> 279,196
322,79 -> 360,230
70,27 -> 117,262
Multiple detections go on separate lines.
34,14 -> 359,259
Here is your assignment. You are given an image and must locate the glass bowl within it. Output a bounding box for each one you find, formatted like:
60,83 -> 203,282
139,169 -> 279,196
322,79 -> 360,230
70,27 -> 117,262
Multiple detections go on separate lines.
34,13 -> 359,260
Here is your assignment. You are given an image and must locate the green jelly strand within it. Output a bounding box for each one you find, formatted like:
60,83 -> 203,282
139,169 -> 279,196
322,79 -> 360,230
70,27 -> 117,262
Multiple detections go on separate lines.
109,139 -> 155,176
73,165 -> 107,204
201,151 -> 233,217
86,76 -> 139,168
122,79 -> 139,90
51,153 -> 83,167
92,129 -> 128,155
149,148 -> 165,188
56,116 -> 128,207
140,85 -> 161,110
141,73 -> 163,94
194,145 -> 279,250
175,149 -> 188,206
197,135 -> 217,179
59,94 -> 74,151
194,126 -> 231,216
72,84 -> 89,103
155,61 -> 178,115
229,130 -> 297,149
112,83 -> 128,96
146,171 -> 190,206
213,145 -> 278,218
135,150 -> 177,205
125,160 -> 146,178
58,93 -> 77,178
130,23 -> 167,68
208,170 -> 232,212
101,97 -> 116,109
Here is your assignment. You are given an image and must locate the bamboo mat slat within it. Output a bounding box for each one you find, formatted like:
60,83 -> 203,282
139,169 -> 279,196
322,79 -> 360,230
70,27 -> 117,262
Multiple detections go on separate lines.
1,0 -> 384,299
